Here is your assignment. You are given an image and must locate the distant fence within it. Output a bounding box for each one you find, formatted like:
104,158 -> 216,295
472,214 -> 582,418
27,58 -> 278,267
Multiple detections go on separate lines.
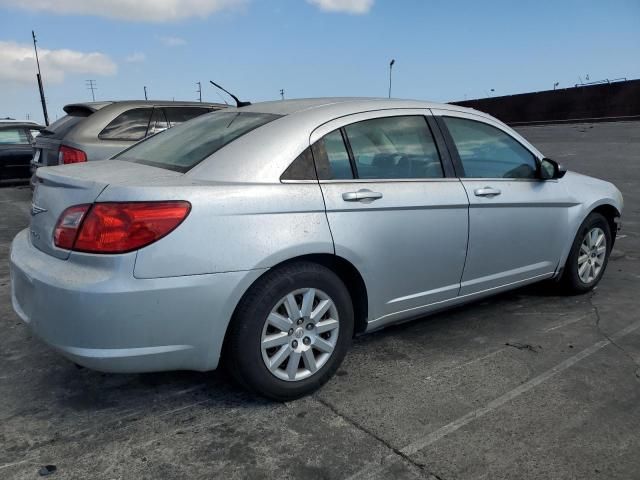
451,79 -> 640,125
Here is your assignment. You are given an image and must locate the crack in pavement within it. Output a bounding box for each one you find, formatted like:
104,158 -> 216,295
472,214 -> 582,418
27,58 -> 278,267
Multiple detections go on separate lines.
504,342 -> 541,353
589,292 -> 640,373
313,396 -> 446,480
345,318 -> 640,480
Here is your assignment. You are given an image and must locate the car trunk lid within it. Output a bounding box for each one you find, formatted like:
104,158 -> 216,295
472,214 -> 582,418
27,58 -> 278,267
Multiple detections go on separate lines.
30,160 -> 183,259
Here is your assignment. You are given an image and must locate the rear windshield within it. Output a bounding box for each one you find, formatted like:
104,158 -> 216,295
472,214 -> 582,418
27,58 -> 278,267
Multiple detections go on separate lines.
115,111 -> 280,172
38,115 -> 85,138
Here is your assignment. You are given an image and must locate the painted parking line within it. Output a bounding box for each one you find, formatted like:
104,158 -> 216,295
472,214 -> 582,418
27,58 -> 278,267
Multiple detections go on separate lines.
347,318 -> 640,480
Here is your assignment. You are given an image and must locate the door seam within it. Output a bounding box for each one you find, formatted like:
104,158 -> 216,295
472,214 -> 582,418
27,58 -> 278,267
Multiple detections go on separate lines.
457,178 -> 471,296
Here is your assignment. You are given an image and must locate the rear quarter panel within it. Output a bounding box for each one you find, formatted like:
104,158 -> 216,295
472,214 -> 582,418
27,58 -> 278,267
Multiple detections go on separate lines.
96,182 -> 334,279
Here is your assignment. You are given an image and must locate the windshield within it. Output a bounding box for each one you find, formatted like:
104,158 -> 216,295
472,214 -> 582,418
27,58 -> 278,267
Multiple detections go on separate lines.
115,111 -> 280,172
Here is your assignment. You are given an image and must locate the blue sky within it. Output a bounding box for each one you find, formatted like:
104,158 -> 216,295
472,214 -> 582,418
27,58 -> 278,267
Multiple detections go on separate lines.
1,0 -> 638,123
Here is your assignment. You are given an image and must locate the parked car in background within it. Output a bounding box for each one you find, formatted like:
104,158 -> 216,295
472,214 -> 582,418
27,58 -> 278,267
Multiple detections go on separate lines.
31,100 -> 226,179
11,98 -> 622,400
0,119 -> 43,182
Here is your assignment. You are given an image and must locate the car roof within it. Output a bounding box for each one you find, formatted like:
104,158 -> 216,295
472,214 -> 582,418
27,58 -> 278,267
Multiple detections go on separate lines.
233,97 -> 476,116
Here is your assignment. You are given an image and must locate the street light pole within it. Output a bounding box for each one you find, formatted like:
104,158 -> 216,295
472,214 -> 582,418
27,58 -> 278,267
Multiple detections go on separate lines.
388,59 -> 395,98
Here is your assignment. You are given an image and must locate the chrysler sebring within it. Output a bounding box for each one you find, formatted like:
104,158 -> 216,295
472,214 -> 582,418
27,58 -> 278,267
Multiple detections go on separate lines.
10,98 -> 623,400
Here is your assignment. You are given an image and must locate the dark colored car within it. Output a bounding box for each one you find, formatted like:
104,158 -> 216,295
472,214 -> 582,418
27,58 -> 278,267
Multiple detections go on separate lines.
31,100 -> 226,175
0,120 -> 43,182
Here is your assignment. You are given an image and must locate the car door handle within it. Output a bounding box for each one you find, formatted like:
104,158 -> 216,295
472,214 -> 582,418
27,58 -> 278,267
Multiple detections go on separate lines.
342,190 -> 384,202
474,187 -> 501,197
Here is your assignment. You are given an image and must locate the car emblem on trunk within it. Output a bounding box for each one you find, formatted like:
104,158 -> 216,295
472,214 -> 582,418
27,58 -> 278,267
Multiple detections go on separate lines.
30,204 -> 47,216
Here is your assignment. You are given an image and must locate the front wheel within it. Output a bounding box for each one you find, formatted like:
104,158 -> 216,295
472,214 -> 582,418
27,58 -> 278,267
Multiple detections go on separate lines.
225,262 -> 354,401
559,212 -> 612,294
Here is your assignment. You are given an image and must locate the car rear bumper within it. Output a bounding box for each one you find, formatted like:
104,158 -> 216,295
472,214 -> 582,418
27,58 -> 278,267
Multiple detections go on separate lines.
10,229 -> 264,373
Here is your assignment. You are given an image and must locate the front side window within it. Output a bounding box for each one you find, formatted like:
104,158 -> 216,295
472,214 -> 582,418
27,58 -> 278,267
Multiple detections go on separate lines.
0,128 -> 29,145
443,117 -> 537,179
344,116 -> 443,179
99,108 -> 153,141
116,111 -> 280,172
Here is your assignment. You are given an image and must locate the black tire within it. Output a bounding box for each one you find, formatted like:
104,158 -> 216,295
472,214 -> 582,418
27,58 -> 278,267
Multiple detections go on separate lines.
225,261 -> 354,401
559,212 -> 612,294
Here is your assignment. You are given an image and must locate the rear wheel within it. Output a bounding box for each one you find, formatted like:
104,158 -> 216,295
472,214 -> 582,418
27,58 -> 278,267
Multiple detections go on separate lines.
225,262 -> 354,401
559,212 -> 612,294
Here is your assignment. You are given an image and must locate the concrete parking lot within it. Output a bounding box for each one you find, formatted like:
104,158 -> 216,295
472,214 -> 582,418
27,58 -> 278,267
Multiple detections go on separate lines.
1,121 -> 639,480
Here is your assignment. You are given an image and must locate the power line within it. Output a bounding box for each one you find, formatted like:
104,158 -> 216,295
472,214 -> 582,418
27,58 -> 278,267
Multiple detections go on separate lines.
86,79 -> 97,101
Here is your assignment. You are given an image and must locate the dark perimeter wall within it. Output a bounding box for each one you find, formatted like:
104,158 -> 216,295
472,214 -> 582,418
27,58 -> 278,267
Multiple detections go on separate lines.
452,79 -> 640,125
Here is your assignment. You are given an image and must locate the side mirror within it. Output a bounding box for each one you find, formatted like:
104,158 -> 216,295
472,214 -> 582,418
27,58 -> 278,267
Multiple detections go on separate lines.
539,158 -> 567,180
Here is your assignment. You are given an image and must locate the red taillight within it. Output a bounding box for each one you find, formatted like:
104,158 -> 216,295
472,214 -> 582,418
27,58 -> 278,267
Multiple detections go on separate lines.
54,201 -> 191,253
54,204 -> 91,249
59,145 -> 87,164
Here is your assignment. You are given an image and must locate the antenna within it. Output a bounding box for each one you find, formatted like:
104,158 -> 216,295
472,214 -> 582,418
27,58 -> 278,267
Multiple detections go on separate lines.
209,80 -> 251,107
32,30 -> 49,126
86,79 -> 97,101
388,59 -> 395,98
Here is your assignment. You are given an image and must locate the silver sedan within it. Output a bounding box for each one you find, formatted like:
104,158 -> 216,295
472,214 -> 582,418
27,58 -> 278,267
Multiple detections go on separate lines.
10,98 -> 623,400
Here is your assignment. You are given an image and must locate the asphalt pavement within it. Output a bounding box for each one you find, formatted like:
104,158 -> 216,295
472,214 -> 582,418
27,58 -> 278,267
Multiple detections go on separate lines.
1,121 -> 639,479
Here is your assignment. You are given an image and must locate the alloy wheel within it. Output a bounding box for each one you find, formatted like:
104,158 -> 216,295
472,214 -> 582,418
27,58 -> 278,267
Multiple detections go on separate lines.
578,227 -> 606,284
260,288 -> 340,381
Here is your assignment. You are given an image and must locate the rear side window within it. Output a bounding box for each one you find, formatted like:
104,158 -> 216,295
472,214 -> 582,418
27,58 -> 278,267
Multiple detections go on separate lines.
116,111 -> 280,172
443,117 -> 537,179
344,116 -> 443,179
99,108 -> 153,141
0,128 -> 29,145
164,107 -> 212,127
281,148 -> 316,181
312,130 -> 353,180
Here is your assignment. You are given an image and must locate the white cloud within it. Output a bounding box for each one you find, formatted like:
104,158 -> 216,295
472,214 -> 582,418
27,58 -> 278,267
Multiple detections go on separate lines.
0,41 -> 117,86
307,0 -> 374,14
0,0 -> 247,22
125,52 -> 146,63
158,36 -> 187,47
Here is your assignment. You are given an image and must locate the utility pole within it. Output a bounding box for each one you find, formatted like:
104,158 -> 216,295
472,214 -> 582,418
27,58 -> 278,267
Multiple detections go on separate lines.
32,30 -> 49,126
280,89 -> 285,100
553,82 -> 559,90
388,59 -> 395,98
86,79 -> 97,101
144,86 -> 148,100
196,82 -> 202,102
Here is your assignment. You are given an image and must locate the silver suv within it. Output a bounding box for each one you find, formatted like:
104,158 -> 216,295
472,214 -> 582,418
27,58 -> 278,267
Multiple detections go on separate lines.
31,100 -> 225,173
